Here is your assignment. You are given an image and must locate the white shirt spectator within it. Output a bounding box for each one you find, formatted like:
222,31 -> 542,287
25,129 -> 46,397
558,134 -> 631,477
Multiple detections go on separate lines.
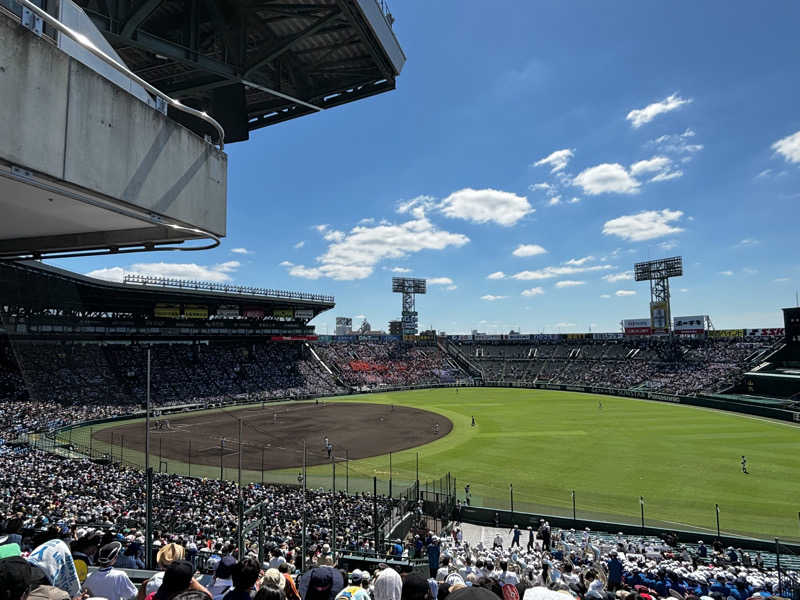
84,567 -> 137,600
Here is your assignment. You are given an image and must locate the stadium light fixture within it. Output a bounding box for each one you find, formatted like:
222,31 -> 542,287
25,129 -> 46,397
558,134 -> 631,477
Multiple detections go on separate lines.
633,256 -> 683,334
392,277 -> 426,336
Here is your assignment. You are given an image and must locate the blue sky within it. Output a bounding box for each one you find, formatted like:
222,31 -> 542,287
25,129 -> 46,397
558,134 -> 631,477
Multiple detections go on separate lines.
68,0 -> 800,334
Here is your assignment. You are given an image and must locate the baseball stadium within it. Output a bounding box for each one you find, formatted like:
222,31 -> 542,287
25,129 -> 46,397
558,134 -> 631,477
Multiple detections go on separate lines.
2,1 -> 800,599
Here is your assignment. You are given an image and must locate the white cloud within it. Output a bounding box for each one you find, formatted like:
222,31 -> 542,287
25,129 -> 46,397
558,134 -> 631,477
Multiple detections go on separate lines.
546,196 -> 562,206
285,214 -> 469,281
358,218 -> 375,225
481,295 -> 507,301
736,238 -> 759,247
564,256 -> 594,266
719,270 -> 734,276
439,188 -> 532,226
659,240 -> 679,251
88,261 -> 241,283
512,264 -> 613,280
602,209 -> 684,241
512,244 -> 548,257
630,156 -> 671,177
521,287 -> 545,296
322,229 -> 344,242
573,163 -> 640,195
553,322 -> 576,328
568,197 -> 581,204
603,271 -> 633,282
600,294 -> 611,299
487,271 -> 506,280
446,285 -> 458,291
615,289 -> 636,296
391,267 -> 411,273
279,261 -> 294,267
555,280 -> 585,288
648,129 -> 703,156
529,182 -> 556,195
231,247 -> 253,255
772,130 -> 800,164
626,93 -> 692,128
650,169 -> 683,182
293,241 -> 305,249
533,149 -> 574,173
742,267 -> 758,275
428,277 -> 454,285
396,195 -> 436,219
773,277 -> 790,283
679,288 -> 689,292
755,169 -> 773,179
314,224 -> 328,232
355,314 -> 366,319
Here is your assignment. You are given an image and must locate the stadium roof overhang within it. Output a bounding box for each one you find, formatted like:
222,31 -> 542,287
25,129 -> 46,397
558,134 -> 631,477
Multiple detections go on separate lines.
0,261 -> 335,318
77,0 -> 406,142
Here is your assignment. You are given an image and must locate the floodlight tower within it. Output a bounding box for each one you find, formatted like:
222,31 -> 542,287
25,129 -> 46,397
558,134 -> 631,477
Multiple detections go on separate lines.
392,277 -> 426,336
634,256 -> 683,334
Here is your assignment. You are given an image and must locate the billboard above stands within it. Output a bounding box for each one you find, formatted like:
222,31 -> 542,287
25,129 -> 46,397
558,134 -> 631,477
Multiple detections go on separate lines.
154,303 -> 180,318
673,315 -> 707,334
335,317 -> 352,327
746,328 -> 785,337
273,309 -> 293,318
650,301 -> 669,334
270,335 -> 318,341
294,309 -> 314,320
243,308 -> 265,318
183,304 -> 208,319
217,305 -> 240,318
593,332 -> 624,339
709,329 -> 744,338
623,318 -> 652,336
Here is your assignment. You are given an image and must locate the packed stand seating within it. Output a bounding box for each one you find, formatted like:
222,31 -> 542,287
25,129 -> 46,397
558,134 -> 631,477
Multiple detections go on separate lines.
315,341 -> 463,389
406,522 -> 799,600
457,337 -> 779,396
0,446 -> 394,568
0,340 -> 346,435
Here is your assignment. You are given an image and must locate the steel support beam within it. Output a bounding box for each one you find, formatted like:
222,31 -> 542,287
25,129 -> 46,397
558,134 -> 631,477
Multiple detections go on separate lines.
120,0 -> 163,37
244,9 -> 341,77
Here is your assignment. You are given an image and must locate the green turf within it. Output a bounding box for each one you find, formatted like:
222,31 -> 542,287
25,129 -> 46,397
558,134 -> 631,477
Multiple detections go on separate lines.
67,388 -> 800,541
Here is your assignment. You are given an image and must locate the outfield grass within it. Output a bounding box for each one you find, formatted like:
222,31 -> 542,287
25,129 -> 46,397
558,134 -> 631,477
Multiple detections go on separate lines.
72,388 -> 800,541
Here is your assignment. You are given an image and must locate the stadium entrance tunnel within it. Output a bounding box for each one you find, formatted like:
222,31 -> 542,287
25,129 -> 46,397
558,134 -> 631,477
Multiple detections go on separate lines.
92,401 -> 453,471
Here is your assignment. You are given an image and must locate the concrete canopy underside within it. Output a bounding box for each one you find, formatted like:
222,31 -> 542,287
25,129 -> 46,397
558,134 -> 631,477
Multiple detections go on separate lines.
0,11 -> 227,257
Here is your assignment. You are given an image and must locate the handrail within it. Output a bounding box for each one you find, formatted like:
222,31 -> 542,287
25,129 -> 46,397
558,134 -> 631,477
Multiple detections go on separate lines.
15,0 -> 226,150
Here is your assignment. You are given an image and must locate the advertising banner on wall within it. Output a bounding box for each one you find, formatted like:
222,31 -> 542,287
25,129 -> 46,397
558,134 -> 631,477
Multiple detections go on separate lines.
708,329 -> 744,338
183,305 -> 209,319
673,315 -> 706,334
622,319 -> 652,335
746,328 -> 785,337
273,309 -> 293,318
243,308 -> 265,318
217,305 -> 240,318
593,332 -> 624,339
154,303 -> 180,318
650,301 -> 669,334
294,309 -> 314,319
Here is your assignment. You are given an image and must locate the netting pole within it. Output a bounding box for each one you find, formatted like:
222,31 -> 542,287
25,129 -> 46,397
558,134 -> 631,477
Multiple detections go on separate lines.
121,435 -> 125,463
389,452 -> 392,498
640,496 -> 645,535
715,504 -> 720,539
332,460 -> 336,560
145,346 -> 152,569
261,446 -> 265,485
373,476 -> 378,555
159,437 -> 163,471
89,427 -> 93,457
572,490 -> 576,524
188,440 -> 191,478
301,440 -> 307,572
219,438 -> 224,481
346,449 -> 349,494
415,452 -> 419,502
776,538 -> 782,596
